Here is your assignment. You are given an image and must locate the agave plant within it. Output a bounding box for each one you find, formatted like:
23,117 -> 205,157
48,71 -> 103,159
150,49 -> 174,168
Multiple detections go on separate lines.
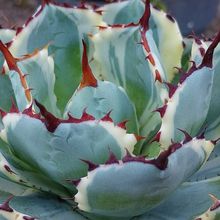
0,0 -> 220,219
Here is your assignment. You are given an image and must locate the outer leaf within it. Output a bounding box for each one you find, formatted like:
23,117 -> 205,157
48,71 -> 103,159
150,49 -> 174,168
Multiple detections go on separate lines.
0,192 -> 86,220
0,131 -> 72,197
75,139 -> 213,218
0,176 -> 33,196
195,195 -> 220,220
0,112 -> 137,192
2,152 -> 71,198
8,3 -> 103,112
139,178 -> 220,220
159,66 -> 214,147
183,36 -> 220,185
189,140 -> 220,182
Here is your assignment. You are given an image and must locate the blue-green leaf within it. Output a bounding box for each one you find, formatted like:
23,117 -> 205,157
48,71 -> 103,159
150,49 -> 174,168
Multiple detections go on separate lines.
0,111 -> 137,192
90,26 -> 162,148
75,138 -> 213,218
158,66 -> 214,147
139,178 -> 220,220
65,80 -> 138,132
0,192 -> 86,220
8,3 -> 103,112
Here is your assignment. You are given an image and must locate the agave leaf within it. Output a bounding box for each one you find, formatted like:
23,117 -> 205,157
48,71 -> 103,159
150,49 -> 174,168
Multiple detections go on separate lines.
204,44 -> 220,139
17,47 -> 60,116
0,111 -> 137,191
0,132 -> 72,197
0,74 -> 14,112
2,150 -> 71,198
194,195 -> 220,220
65,80 -> 138,133
0,176 -> 34,197
1,44 -> 60,116
8,2 -> 103,112
0,192 -> 86,220
0,132 -> 37,196
98,0 -> 167,84
189,157 -> 220,183
158,66 -> 214,147
79,211 -> 130,220
184,37 -> 220,177
90,25 -> 162,149
139,177 -> 220,220
188,139 -> 220,182
75,138 -> 213,218
150,6 -> 183,82
99,0 -> 144,25
64,40 -> 138,132
99,0 -> 184,82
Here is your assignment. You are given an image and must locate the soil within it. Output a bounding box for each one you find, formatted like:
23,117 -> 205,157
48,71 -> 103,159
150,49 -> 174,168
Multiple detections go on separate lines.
0,0 -> 38,29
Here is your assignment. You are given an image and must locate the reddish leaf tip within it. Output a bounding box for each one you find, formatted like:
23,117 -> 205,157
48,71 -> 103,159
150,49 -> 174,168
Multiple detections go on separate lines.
154,105 -> 167,118
178,128 -> 192,144
211,138 -> 220,145
23,216 -> 36,220
152,142 -> 182,170
9,99 -> 19,114
210,194 -> 220,211
105,151 -> 119,165
117,120 -> 129,129
155,69 -> 162,83
42,0 -> 53,6
80,159 -> 99,171
35,99 -> 60,132
200,30 -> 220,69
100,111 -> 113,123
0,108 -> 7,118
150,132 -> 161,143
0,196 -> 13,212
0,41 -> 32,102
79,40 -> 97,90
139,0 -> 150,32
4,165 -> 16,175
164,82 -> 178,98
0,41 -> 18,72
135,134 -> 146,142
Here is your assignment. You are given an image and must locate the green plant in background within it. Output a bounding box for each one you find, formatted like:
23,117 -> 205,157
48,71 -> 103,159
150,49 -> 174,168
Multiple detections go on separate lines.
0,0 -> 219,219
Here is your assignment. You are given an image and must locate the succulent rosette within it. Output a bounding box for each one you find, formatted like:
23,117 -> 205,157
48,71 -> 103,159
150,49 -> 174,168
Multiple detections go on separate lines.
0,0 -> 219,219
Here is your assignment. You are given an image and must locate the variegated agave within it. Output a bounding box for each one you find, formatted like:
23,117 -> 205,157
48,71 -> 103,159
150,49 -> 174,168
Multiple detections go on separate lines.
0,0 -> 220,219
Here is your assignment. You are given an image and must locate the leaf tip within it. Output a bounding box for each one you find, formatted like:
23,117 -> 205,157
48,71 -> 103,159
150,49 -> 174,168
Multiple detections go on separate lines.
79,40 -> 98,90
